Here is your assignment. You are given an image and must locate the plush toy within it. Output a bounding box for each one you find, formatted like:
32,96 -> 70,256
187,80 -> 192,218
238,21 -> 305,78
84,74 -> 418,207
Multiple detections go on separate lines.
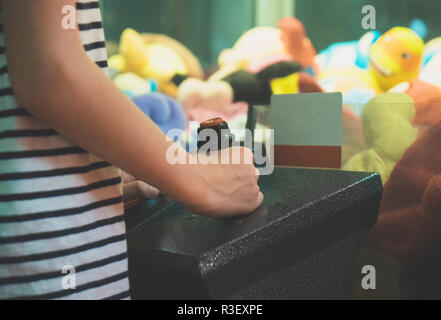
319,27 -> 424,112
177,61 -> 324,111
141,33 -> 203,80
118,28 -> 187,97
369,27 -> 424,92
318,20 -> 426,73
422,37 -> 441,66
112,28 -> 203,98
113,72 -> 157,97
217,26 -> 289,75
409,19 -> 428,41
343,93 -> 418,184
108,54 -> 127,74
420,53 -> 441,91
186,101 -> 249,124
319,67 -> 381,108
316,30 -> 381,71
214,17 -> 317,77
176,77 -> 234,112
406,80 -> 441,128
341,106 -> 366,165
278,17 -> 318,76
132,93 -> 187,139
368,119 -> 441,261
390,79 -> 441,131
221,61 -> 304,104
177,17 -> 321,112
270,70 -> 323,95
118,28 -> 148,73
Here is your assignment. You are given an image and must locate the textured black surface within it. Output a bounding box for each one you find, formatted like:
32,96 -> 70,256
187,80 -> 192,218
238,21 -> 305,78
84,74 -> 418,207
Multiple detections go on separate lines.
126,168 -> 382,300
356,249 -> 441,300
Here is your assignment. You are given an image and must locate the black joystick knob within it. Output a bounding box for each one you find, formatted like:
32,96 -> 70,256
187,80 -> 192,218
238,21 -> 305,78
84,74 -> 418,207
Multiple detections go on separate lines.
197,117 -> 235,151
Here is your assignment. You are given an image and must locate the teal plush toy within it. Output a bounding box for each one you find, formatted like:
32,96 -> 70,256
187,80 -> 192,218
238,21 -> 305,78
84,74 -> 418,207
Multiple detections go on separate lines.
316,30 -> 381,71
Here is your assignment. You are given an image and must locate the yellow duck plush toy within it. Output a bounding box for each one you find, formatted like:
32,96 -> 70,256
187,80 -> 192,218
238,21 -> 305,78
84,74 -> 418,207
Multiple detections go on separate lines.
369,27 -> 424,92
319,27 -> 425,101
109,28 -> 203,97
343,92 -> 418,184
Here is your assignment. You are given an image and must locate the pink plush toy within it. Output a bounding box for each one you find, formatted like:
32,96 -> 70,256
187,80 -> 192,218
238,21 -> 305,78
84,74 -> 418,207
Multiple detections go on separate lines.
177,17 -> 320,113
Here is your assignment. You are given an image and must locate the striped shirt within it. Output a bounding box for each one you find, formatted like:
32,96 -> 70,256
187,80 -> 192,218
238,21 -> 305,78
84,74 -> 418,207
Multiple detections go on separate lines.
0,1 -> 130,300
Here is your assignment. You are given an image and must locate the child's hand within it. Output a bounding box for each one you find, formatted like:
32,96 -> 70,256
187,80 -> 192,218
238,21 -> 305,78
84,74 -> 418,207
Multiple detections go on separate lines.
187,147 -> 264,217
122,171 -> 160,204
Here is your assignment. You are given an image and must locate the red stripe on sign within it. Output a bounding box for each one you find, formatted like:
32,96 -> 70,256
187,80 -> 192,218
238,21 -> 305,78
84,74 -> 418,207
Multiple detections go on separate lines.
274,145 -> 342,169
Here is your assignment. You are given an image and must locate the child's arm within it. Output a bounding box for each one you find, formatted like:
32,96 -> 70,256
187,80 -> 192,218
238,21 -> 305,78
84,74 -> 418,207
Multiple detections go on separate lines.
1,0 -> 263,217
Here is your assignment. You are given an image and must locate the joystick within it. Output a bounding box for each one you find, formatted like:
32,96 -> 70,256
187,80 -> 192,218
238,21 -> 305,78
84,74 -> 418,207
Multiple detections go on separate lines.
197,117 -> 235,151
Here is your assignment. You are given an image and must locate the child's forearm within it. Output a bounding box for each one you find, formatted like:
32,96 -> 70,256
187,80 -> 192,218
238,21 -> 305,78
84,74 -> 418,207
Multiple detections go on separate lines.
27,54 -> 203,200
2,0 -> 205,206
2,0 -> 264,217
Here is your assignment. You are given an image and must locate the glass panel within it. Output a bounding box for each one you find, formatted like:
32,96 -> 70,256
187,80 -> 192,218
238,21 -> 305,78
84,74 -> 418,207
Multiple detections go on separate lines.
101,0 -> 256,68
100,1 -> 441,299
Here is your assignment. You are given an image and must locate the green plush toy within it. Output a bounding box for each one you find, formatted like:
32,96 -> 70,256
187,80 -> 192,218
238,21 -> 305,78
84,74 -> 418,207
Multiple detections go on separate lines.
343,92 -> 418,183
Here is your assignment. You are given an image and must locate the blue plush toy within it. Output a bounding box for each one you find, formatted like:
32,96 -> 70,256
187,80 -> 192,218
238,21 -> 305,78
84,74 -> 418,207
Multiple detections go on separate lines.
132,93 -> 187,140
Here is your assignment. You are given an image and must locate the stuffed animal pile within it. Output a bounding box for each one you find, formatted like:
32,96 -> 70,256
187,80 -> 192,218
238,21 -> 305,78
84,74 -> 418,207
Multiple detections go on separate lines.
176,17 -> 322,113
315,23 -> 441,261
109,18 -> 441,261
107,28 -> 207,137
329,27 -> 441,188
